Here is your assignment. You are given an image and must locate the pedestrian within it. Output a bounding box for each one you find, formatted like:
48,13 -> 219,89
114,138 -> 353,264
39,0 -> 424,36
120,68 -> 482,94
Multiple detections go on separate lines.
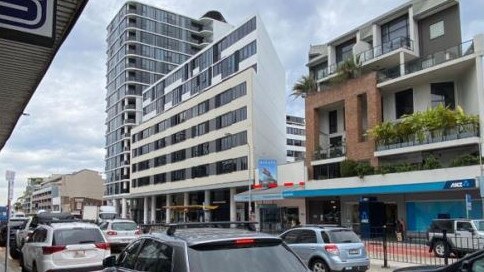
396,218 -> 406,242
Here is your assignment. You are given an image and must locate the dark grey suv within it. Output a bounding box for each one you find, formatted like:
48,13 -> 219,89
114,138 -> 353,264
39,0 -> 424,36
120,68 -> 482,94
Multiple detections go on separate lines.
102,222 -> 310,272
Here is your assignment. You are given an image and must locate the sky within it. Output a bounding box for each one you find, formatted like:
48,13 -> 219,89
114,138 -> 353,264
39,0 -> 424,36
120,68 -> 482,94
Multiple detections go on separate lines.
0,0 -> 483,204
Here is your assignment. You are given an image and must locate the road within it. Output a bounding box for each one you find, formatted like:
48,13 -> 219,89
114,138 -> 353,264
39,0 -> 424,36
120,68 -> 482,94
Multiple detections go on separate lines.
0,247 -> 21,272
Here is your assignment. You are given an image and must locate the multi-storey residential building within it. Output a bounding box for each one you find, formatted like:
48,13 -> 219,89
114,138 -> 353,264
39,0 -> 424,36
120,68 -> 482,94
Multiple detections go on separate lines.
104,1 -> 232,216
21,178 -> 44,214
31,170 -> 104,215
282,0 -> 484,235
286,115 -> 306,162
129,15 -> 286,224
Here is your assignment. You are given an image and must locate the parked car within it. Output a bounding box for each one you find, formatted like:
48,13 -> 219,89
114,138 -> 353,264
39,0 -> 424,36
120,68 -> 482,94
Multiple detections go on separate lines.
393,248 -> 484,271
12,212 -> 75,259
280,225 -> 370,272
427,219 -> 484,258
21,221 -> 110,272
101,222 -> 311,272
99,219 -> 139,251
0,217 -> 28,246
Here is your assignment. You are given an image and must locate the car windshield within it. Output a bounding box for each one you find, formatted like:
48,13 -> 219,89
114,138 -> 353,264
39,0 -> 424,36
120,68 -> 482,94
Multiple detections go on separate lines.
328,229 -> 361,243
473,220 -> 484,231
53,228 -> 104,245
99,213 -> 117,220
112,222 -> 137,231
188,243 -> 307,272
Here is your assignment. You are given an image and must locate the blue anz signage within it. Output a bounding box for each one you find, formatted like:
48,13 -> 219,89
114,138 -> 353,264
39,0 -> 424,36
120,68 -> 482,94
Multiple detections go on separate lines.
443,179 -> 475,190
0,0 -> 57,47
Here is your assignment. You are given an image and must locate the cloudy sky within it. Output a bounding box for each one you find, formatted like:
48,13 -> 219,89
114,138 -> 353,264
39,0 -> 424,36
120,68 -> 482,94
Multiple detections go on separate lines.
0,0 -> 483,204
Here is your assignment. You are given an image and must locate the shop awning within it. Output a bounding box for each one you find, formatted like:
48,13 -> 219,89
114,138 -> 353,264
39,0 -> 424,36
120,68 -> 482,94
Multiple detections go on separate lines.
0,0 -> 89,151
235,186 -> 306,202
162,205 -> 218,210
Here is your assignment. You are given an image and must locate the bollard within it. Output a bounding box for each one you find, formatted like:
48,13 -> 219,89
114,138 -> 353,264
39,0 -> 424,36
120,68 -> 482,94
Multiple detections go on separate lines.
382,225 -> 388,268
443,229 -> 448,265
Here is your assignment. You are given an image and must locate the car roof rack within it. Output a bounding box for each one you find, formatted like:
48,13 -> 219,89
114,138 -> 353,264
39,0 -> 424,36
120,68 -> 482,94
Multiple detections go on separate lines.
159,221 -> 258,236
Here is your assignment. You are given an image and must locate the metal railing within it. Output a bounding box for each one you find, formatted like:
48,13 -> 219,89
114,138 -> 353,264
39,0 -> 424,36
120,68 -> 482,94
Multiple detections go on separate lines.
313,144 -> 346,160
124,104 -> 136,110
124,118 -> 136,124
376,123 -> 479,151
378,40 -> 474,83
357,37 -> 413,63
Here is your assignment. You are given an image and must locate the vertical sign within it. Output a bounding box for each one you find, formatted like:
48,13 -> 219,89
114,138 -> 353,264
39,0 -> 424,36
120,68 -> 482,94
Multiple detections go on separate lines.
466,193 -> 472,219
258,159 -> 277,189
4,170 -> 15,271
5,170 -> 14,200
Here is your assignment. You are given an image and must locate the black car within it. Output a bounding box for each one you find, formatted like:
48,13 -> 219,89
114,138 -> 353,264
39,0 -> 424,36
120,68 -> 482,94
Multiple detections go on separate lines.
0,218 -> 28,247
393,249 -> 484,272
102,222 -> 311,272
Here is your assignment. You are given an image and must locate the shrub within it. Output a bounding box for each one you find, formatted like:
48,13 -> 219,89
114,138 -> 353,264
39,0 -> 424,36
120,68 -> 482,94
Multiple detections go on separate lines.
393,163 -> 419,173
450,154 -> 480,167
340,160 -> 358,177
376,164 -> 397,175
355,162 -> 374,178
422,155 -> 441,170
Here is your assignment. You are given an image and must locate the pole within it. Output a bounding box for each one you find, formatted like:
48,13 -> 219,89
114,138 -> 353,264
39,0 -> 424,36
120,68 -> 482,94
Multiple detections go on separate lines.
5,171 -> 14,272
479,138 -> 484,218
248,142 -> 252,218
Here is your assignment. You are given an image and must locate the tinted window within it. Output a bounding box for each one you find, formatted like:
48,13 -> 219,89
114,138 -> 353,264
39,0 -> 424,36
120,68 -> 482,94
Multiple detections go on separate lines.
431,220 -> 454,233
112,222 -> 138,231
297,230 -> 317,243
100,213 -> 117,220
431,82 -> 455,109
328,229 -> 361,243
134,239 -> 173,272
118,239 -> 143,269
53,228 -> 104,245
31,228 -> 47,243
457,222 -> 473,232
321,231 -> 331,243
395,89 -> 413,119
188,244 -> 307,272
281,230 -> 299,244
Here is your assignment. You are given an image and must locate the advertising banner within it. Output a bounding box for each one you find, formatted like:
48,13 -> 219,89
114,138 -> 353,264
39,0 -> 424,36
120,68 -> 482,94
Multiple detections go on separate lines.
258,159 -> 277,189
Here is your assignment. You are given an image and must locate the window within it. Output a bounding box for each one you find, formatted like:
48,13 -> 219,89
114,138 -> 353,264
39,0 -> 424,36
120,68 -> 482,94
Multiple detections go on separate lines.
328,229 -> 361,243
31,228 -> 47,243
431,82 -> 455,109
281,230 -> 300,244
430,21 -> 445,39
112,222 -> 138,231
192,165 -> 209,178
457,222 -> 473,232
335,38 -> 356,64
321,231 -> 331,243
216,159 -> 237,174
329,110 -> 338,134
134,239 -> 173,272
171,150 -> 186,163
171,169 -> 185,181
154,173 -> 166,184
297,230 -> 317,243
381,14 -> 409,53
118,239 -> 143,270
53,228 -> 104,245
395,89 -> 413,119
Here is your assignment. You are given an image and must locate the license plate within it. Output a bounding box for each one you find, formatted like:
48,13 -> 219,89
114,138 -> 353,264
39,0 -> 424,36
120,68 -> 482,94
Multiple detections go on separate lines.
74,250 -> 86,258
345,267 -> 353,270
349,249 -> 359,255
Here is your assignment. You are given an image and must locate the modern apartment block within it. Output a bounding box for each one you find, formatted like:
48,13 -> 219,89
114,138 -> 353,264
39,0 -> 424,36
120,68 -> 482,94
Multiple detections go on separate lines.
20,178 -> 44,214
129,15 -> 286,224
104,1 -> 232,214
282,0 -> 484,234
286,115 -> 306,162
31,170 -> 104,215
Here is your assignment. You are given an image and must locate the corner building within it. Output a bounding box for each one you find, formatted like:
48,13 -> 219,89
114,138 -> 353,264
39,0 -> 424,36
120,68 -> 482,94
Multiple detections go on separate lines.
129,15 -> 286,223
104,1 -> 232,216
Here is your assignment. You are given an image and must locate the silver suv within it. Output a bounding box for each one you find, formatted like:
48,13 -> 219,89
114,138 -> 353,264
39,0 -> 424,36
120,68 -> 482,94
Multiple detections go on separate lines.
280,226 -> 369,272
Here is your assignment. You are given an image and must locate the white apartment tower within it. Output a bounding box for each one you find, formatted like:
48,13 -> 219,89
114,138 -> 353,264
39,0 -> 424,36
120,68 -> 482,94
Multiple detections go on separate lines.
286,115 -> 306,162
105,1 -> 232,216
129,15 -> 286,223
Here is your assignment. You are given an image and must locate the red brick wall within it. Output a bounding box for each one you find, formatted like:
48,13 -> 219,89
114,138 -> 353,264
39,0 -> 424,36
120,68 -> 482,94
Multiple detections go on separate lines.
305,72 -> 381,179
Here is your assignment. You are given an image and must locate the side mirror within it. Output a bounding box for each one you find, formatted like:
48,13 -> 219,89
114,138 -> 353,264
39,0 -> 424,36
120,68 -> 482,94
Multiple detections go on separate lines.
103,255 -> 116,268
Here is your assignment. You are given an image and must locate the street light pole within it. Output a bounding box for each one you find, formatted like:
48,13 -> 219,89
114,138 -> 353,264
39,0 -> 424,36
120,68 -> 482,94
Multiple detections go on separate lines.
247,141 -> 252,218
479,138 -> 484,217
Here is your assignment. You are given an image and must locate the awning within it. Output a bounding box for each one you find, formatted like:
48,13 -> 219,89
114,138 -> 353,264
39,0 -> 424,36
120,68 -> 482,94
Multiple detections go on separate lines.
162,205 -> 218,210
235,186 -> 306,202
0,0 -> 89,151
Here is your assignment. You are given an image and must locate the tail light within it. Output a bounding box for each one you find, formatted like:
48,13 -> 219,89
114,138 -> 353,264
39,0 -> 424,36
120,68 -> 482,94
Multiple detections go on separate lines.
106,230 -> 117,236
324,244 -> 340,255
235,239 -> 255,245
95,243 -> 110,250
42,245 -> 66,255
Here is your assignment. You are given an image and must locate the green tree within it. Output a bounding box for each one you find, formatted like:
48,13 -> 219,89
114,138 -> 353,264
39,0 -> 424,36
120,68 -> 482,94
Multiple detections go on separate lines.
291,75 -> 317,98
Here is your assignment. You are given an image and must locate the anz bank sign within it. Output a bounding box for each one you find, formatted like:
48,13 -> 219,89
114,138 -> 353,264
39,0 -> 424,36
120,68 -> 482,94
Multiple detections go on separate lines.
0,0 -> 56,47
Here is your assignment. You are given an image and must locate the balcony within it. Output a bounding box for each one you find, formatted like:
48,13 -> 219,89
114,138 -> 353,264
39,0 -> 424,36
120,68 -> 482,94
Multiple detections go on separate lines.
311,144 -> 346,166
358,37 -> 413,62
377,40 -> 474,84
124,104 -> 136,110
375,123 -> 479,157
124,118 -> 135,124
314,63 -> 339,81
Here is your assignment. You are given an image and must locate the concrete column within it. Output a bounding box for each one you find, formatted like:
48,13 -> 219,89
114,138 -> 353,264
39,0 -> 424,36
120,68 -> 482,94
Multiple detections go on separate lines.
143,197 -> 148,224
204,190 -> 211,222
254,202 -> 260,231
165,194 -> 172,224
121,198 -> 127,219
112,199 -> 118,215
150,196 -> 156,223
183,192 -> 189,222
399,52 -> 406,76
229,188 -> 236,222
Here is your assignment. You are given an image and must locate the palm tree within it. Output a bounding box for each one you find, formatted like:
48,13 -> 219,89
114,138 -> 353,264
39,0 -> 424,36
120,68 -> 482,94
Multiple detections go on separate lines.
291,75 -> 317,98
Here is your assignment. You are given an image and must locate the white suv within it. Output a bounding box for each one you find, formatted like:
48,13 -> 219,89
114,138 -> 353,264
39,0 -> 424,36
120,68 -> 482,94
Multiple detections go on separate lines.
21,222 -> 110,272
99,219 -> 139,251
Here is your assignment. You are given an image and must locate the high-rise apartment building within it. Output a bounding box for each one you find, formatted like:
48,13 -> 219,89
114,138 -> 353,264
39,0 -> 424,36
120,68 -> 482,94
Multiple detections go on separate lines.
129,15 -> 286,224
104,1 -> 232,215
286,115 -> 306,162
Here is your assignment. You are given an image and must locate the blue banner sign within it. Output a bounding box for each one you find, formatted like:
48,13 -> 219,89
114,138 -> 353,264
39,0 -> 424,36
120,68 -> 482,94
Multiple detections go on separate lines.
0,0 -> 57,47
443,179 -> 475,190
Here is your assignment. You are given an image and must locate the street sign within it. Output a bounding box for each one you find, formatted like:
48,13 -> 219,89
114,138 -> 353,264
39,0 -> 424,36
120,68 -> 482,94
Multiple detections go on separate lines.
466,194 -> 472,211
5,170 -> 14,181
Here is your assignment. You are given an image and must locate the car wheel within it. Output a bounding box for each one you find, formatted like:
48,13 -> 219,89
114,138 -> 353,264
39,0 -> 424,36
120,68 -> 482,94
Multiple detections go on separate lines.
32,263 -> 37,272
311,259 -> 329,272
433,240 -> 448,258
9,247 -> 20,259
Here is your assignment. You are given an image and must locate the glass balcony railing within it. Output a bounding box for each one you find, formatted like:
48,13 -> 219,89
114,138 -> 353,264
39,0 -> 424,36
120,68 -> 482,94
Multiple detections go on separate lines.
376,123 -> 479,151
378,40 -> 474,83
357,37 -> 413,63
313,144 -> 346,160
